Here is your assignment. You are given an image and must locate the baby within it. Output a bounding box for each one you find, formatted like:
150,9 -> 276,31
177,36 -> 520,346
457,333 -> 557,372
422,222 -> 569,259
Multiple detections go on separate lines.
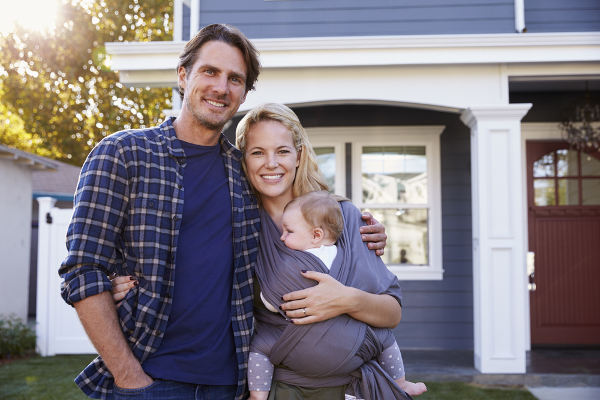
249,191 -> 427,400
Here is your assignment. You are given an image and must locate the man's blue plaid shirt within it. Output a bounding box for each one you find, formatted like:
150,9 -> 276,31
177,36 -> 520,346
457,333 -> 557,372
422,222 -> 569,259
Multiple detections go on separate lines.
59,117 -> 260,399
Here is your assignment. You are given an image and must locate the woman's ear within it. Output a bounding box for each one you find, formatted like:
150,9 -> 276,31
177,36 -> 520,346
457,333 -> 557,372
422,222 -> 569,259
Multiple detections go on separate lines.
296,147 -> 302,167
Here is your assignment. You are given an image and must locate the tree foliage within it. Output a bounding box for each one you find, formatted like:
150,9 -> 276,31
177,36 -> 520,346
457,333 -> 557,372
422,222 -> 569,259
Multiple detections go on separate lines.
0,0 -> 173,166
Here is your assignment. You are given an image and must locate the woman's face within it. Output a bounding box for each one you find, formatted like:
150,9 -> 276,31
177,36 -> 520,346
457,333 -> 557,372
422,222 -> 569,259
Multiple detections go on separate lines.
244,119 -> 300,205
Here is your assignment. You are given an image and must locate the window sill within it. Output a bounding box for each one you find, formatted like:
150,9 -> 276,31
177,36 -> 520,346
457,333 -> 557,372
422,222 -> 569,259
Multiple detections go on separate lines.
388,265 -> 444,280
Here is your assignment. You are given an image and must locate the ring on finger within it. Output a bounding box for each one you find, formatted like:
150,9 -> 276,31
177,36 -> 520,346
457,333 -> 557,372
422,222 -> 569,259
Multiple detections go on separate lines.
302,308 -> 307,316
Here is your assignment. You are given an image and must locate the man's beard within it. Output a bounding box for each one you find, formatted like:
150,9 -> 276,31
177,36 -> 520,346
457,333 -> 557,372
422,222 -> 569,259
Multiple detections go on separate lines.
186,95 -> 231,132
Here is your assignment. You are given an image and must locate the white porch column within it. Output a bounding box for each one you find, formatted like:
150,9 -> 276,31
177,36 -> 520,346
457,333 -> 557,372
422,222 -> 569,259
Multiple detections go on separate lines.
173,0 -> 183,41
190,0 -> 200,35
460,104 -> 531,373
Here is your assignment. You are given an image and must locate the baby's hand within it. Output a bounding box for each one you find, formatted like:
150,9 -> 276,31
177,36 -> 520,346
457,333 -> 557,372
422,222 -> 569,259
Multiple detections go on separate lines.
111,275 -> 137,306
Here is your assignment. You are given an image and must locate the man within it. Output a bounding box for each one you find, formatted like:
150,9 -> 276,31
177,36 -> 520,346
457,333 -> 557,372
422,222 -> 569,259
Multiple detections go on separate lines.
60,24 -> 388,400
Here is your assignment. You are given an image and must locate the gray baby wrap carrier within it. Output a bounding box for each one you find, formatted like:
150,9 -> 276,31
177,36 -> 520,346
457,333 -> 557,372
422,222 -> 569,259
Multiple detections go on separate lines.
251,200 -> 412,400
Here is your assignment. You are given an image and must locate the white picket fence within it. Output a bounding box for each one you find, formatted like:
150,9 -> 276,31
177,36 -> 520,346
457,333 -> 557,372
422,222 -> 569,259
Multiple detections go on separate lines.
36,197 -> 95,356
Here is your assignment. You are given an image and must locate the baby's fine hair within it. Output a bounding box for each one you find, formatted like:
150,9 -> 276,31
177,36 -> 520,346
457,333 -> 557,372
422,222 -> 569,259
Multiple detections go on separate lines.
285,190 -> 344,242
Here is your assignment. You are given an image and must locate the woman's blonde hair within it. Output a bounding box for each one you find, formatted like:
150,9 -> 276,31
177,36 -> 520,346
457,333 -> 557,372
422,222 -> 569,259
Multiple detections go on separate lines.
236,103 -> 329,198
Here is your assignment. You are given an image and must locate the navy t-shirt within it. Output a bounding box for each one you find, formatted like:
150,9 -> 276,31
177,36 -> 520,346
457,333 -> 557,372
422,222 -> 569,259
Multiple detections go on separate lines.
143,140 -> 236,384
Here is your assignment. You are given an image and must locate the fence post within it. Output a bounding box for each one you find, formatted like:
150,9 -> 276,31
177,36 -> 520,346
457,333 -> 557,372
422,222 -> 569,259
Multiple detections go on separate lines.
35,197 -> 56,356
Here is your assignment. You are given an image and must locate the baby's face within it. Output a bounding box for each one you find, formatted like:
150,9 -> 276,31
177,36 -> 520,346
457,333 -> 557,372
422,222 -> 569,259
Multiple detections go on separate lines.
280,205 -> 316,251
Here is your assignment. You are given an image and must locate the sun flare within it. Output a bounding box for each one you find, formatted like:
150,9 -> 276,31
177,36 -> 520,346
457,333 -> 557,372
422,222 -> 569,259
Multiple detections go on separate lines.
0,0 -> 60,34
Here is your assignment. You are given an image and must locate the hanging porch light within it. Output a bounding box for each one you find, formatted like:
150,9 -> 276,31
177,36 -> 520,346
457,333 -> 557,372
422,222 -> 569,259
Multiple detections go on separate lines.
559,83 -> 600,153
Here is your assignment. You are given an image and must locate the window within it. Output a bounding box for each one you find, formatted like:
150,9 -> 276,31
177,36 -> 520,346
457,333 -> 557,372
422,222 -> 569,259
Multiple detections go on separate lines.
308,126 -> 444,280
533,148 -> 600,206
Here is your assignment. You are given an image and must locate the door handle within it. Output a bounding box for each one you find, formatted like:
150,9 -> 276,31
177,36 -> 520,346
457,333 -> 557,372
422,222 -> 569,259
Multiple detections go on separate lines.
527,251 -> 536,292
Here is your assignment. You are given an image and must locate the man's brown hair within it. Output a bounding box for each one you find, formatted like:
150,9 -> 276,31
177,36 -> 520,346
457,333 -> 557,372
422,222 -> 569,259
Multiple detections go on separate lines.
177,24 -> 260,99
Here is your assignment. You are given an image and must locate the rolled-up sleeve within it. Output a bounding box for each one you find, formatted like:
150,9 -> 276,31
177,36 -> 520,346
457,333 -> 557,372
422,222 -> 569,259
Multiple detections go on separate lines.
59,138 -> 130,306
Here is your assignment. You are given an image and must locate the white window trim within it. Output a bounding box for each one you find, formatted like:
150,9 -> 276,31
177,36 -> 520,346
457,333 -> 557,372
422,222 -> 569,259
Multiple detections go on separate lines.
304,134 -> 346,197
307,126 -> 445,280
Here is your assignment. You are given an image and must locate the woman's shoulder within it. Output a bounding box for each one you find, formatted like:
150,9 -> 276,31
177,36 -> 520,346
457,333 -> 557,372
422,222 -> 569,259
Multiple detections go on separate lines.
337,199 -> 365,230
338,199 -> 361,217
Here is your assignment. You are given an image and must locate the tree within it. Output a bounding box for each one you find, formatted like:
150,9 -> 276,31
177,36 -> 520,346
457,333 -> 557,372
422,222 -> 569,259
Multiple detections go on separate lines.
0,0 -> 173,166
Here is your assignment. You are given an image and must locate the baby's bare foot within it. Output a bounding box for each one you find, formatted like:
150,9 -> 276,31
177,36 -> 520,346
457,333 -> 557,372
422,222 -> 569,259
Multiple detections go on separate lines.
398,379 -> 428,396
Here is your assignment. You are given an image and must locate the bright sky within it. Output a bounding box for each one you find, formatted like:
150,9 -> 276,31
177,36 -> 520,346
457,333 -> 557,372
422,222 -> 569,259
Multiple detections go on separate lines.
0,0 -> 60,34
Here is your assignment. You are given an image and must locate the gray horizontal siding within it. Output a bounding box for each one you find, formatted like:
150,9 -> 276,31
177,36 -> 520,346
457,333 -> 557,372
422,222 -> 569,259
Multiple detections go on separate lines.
525,0 -> 600,32
226,104 -> 474,350
197,0 -> 515,38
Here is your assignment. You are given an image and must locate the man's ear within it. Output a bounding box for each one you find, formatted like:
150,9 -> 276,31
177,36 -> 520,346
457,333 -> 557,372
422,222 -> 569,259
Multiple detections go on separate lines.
240,90 -> 247,105
177,66 -> 187,93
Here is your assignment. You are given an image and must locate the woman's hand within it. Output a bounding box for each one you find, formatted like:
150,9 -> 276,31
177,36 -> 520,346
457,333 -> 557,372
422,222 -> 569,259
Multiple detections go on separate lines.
360,212 -> 387,256
281,270 -> 402,328
280,270 -> 351,325
110,275 -> 137,306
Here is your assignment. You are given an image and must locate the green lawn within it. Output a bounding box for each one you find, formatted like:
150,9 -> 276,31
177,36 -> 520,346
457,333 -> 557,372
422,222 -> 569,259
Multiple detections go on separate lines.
0,355 -> 537,400
0,355 -> 92,400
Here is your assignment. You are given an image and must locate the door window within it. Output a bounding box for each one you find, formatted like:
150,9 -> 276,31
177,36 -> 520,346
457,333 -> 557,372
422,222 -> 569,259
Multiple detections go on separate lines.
532,148 -> 600,206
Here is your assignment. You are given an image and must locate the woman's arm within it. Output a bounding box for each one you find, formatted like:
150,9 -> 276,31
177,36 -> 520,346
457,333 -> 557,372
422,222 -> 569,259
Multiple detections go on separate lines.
280,270 -> 402,328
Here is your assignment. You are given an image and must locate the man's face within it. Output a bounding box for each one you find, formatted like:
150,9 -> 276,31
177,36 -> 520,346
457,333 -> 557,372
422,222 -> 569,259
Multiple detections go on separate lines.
178,40 -> 247,133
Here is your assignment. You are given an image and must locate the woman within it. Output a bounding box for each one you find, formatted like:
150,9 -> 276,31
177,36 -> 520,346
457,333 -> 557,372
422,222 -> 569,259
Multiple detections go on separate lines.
113,103 -> 407,399
237,103 -> 409,400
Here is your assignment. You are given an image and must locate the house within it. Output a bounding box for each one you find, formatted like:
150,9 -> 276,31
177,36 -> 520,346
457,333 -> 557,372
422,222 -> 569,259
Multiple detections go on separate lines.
105,0 -> 600,374
0,145 -> 56,321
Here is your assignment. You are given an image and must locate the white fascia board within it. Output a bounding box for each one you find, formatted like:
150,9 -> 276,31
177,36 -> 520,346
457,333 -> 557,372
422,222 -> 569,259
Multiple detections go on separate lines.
106,41 -> 181,71
105,32 -> 600,86
256,32 -> 600,67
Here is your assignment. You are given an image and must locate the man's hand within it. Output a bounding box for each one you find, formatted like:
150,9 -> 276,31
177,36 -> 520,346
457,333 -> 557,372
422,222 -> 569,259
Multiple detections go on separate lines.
113,368 -> 153,390
360,212 -> 387,256
74,291 -> 152,389
280,270 -> 354,324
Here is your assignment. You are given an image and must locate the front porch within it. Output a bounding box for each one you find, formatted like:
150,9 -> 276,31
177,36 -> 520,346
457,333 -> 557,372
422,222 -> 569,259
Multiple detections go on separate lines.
405,348 -> 600,387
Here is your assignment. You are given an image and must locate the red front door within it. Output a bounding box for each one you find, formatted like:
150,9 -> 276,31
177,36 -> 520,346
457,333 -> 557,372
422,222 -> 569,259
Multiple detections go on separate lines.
527,141 -> 600,346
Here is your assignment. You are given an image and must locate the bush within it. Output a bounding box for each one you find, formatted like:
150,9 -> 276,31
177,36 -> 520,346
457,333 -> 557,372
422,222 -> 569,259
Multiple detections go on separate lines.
0,314 -> 36,359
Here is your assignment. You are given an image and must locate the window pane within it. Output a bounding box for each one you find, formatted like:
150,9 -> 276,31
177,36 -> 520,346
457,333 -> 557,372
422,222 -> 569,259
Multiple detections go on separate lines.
533,152 -> 555,177
363,208 -> 428,266
314,147 -> 335,193
534,179 -> 555,206
582,179 -> 600,205
582,153 -> 600,176
362,146 -> 427,204
557,179 -> 579,205
556,149 -> 578,177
